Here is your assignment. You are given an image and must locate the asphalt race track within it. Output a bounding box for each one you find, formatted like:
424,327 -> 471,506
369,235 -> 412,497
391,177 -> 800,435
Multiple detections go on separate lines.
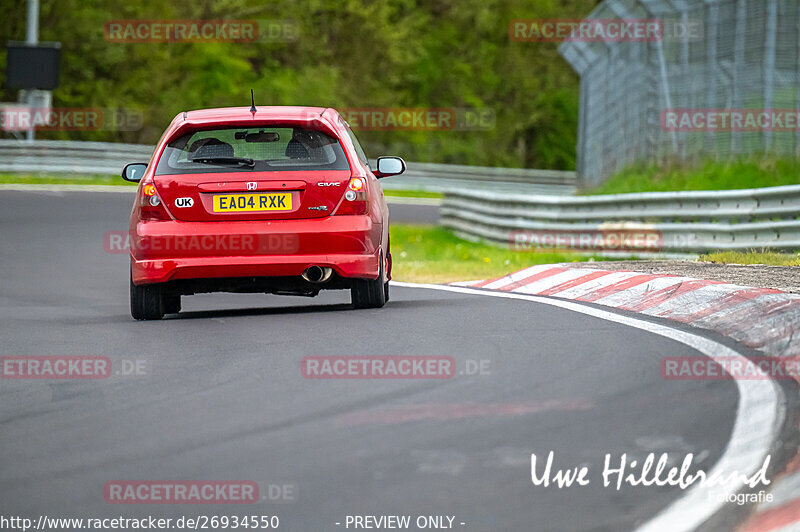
0,190 -> 747,531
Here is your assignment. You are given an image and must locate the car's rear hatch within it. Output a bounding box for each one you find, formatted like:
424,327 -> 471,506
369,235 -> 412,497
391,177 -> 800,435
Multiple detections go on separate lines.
154,170 -> 351,222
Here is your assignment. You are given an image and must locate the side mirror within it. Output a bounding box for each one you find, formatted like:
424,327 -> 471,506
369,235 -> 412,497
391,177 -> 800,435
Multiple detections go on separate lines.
122,163 -> 148,183
374,156 -> 406,178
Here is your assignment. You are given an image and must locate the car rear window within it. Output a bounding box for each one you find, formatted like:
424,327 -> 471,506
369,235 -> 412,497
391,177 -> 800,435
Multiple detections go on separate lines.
155,126 -> 351,175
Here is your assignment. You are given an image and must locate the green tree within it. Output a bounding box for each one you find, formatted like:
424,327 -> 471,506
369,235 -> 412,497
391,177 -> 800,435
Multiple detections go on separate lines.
1,0 -> 602,169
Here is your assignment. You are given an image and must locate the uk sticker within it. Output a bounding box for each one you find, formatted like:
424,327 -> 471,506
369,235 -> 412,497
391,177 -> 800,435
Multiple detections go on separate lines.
175,197 -> 194,208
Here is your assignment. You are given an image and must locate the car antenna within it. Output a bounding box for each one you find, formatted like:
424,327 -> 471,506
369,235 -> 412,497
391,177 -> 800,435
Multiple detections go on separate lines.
249,89 -> 257,114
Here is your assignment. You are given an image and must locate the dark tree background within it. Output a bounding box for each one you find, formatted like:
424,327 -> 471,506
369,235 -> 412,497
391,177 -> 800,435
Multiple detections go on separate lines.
0,0 -> 603,169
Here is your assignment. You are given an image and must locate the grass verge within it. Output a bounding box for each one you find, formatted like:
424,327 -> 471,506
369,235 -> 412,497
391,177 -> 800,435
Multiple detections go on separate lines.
700,251 -> 800,267
583,158 -> 800,195
389,224 -> 612,284
382,189 -> 442,199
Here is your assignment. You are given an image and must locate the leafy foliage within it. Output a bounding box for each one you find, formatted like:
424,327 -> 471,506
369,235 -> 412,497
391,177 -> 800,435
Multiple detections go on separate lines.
0,0 -> 603,169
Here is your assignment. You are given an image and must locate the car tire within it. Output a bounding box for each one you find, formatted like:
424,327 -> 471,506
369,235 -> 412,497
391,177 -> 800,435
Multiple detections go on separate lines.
385,242 -> 391,303
164,294 -> 181,315
130,269 -> 165,321
351,255 -> 386,309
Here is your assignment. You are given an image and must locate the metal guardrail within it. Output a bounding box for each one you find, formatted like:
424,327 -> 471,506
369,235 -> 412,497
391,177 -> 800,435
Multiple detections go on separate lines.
4,140 -> 796,252
442,186 -> 800,253
0,140 -> 576,195
0,140 -> 154,175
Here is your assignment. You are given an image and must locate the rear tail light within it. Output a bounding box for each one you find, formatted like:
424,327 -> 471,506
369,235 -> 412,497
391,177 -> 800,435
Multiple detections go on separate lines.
348,178 -> 364,191
137,181 -> 172,221
334,177 -> 369,215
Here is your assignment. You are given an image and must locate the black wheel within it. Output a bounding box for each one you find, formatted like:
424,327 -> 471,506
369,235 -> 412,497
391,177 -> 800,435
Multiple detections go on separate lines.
164,294 -> 181,315
351,254 -> 386,309
130,269 -> 165,321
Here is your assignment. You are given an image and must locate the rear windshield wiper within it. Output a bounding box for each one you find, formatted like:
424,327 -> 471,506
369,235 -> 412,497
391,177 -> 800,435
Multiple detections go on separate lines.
190,156 -> 256,168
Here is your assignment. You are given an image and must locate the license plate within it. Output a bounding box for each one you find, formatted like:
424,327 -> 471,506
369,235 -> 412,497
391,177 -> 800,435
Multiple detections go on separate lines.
212,193 -> 292,213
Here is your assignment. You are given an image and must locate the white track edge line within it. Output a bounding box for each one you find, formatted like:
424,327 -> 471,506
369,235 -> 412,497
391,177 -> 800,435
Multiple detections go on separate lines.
391,281 -> 784,532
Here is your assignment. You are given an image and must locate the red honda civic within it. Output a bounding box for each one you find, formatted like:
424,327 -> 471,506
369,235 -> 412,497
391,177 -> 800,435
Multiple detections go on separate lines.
123,106 -> 405,320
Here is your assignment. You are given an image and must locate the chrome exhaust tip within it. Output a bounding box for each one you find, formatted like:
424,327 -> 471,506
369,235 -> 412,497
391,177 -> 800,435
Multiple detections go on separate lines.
302,265 -> 333,283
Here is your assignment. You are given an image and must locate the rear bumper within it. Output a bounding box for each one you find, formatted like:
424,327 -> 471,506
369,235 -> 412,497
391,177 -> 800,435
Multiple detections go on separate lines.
130,215 -> 382,285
